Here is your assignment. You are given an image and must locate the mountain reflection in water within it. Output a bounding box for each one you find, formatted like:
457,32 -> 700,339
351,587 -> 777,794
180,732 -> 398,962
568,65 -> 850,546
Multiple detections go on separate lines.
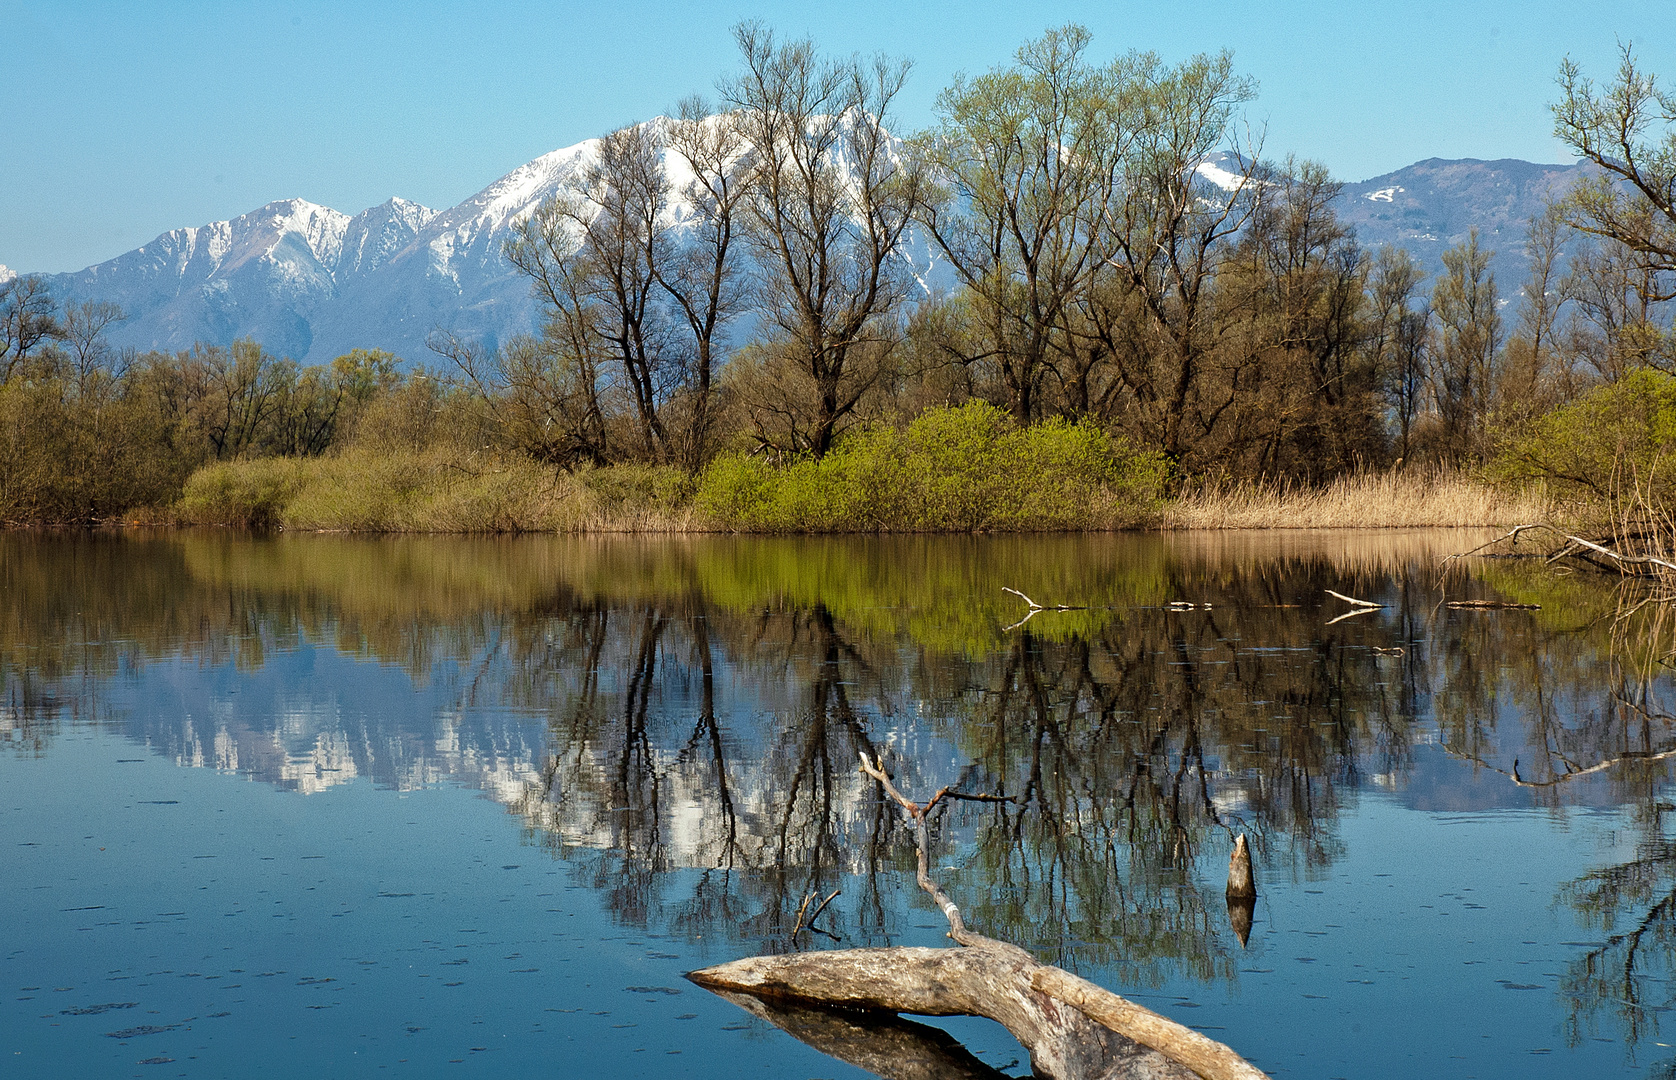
4,530 -> 1676,1076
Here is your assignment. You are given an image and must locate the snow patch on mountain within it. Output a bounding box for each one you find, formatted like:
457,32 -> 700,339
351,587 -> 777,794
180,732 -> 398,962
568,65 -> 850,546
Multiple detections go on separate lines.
1195,156 -> 1252,192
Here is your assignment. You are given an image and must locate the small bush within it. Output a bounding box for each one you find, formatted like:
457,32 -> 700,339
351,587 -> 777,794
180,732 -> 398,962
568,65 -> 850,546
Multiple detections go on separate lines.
695,401 -> 1168,532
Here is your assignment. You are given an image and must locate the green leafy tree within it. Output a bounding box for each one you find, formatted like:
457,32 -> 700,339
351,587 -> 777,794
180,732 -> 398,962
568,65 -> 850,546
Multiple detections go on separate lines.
918,25 -> 1137,424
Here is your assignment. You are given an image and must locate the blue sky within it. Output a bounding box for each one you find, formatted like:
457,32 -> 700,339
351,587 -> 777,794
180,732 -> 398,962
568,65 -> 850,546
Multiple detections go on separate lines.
3,0 -> 1671,273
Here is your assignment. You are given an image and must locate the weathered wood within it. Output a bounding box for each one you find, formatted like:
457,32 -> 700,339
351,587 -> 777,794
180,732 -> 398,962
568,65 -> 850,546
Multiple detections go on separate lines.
689,944 -> 1202,1080
1324,589 -> 1381,608
1561,533 -> 1676,575
1445,600 -> 1541,610
1031,967 -> 1270,1080
1225,834 -> 1256,901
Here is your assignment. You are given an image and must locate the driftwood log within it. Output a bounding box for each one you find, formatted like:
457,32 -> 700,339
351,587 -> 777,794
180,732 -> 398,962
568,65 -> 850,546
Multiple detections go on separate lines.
687,753 -> 1271,1080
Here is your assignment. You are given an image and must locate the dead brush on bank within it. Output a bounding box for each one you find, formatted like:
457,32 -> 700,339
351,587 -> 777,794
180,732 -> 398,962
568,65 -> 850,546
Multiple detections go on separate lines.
1162,469 -> 1557,530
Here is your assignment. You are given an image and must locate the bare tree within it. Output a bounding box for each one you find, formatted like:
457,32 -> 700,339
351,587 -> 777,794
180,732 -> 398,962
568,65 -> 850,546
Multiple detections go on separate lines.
500,194 -> 612,464
660,99 -> 751,467
1367,246 -> 1429,465
428,327 -> 607,466
59,300 -> 128,390
0,275 -> 63,381
1430,230 -> 1502,462
1499,204 -> 1570,417
1553,46 -> 1676,281
721,21 -> 928,457
1561,232 -> 1674,381
1097,50 -> 1261,466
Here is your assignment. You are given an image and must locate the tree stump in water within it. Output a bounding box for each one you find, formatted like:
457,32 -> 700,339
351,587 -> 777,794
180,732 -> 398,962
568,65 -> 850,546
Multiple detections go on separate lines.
687,754 -> 1272,1080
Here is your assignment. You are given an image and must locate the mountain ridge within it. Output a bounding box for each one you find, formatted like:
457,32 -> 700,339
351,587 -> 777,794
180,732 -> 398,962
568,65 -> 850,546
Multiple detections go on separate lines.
37,141 -> 1585,365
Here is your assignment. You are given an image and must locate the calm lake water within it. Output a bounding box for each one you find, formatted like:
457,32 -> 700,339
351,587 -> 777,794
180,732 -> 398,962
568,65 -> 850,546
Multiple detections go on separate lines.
3,531 -> 1674,1079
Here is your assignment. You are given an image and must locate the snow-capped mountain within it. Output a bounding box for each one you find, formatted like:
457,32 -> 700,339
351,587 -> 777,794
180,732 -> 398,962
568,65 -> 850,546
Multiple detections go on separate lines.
48,195 -> 454,362
40,138 -> 1585,365
44,134 -> 653,363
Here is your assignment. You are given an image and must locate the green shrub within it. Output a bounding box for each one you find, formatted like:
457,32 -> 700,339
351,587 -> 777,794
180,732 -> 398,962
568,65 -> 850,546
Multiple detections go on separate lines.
176,458 -> 315,528
695,401 -> 1168,532
1492,368 -> 1676,512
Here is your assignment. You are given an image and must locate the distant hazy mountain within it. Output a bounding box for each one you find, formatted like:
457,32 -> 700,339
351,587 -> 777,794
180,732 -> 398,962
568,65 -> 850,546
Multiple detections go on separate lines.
1337,157 -> 1584,290
39,139 -> 1582,365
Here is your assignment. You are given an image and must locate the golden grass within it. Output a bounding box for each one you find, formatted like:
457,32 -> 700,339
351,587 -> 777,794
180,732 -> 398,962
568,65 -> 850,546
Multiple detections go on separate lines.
174,450 -> 700,533
1161,470 -> 1557,530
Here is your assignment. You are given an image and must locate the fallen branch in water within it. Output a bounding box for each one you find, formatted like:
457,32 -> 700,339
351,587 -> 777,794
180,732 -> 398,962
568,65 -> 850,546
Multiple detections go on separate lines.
1558,533 -> 1676,576
1002,586 -> 1086,612
1445,600 -> 1541,610
1510,747 -> 1676,787
1439,524 -> 1548,565
793,888 -> 842,938
1439,525 -> 1676,578
1325,589 -> 1381,608
688,753 -> 1270,1080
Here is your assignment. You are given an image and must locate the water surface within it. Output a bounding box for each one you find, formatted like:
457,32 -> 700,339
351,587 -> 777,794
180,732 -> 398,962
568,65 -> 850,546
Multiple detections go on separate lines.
3,531 -> 1673,1078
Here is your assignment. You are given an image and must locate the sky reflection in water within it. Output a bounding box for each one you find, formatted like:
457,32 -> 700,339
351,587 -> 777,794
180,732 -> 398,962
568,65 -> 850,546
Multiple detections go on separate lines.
2,531 -> 1674,1079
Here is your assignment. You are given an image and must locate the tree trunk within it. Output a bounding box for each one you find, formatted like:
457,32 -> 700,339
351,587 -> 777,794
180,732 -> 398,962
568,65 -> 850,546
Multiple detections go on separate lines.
689,936 -> 1205,1080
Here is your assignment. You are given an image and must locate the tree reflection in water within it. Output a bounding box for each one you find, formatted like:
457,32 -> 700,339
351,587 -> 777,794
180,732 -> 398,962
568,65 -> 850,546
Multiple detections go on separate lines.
5,530 -> 1676,1032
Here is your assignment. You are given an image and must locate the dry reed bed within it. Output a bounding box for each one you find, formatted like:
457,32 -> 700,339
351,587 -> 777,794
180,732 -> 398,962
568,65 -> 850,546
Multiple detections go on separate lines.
1163,472 -> 1555,530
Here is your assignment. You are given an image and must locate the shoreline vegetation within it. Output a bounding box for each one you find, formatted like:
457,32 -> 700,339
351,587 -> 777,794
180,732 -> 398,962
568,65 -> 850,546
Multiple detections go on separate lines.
3,28 -> 1672,539
156,416 -> 1554,534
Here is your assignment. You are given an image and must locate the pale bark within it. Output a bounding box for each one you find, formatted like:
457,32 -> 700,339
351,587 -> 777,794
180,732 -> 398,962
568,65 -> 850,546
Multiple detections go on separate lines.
688,754 -> 1272,1080
689,942 -> 1201,1080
